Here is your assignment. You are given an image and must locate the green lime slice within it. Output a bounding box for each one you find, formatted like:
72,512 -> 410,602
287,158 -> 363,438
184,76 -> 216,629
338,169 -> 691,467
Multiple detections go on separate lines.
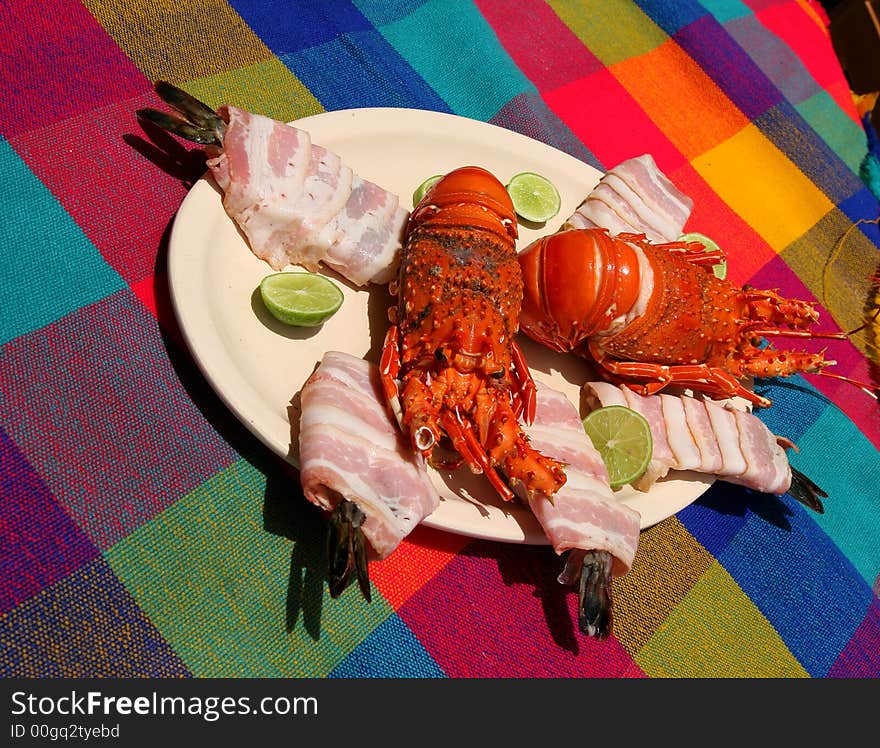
505,171 -> 561,223
582,405 -> 653,488
259,272 -> 343,327
412,174 -> 443,208
678,231 -> 727,280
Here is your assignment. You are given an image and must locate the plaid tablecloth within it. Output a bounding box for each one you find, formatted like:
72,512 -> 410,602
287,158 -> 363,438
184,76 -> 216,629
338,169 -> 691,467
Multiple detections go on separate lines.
2,0 -> 878,679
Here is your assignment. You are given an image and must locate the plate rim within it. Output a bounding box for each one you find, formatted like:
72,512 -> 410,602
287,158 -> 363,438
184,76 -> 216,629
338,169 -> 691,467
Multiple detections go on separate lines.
167,106 -> 715,545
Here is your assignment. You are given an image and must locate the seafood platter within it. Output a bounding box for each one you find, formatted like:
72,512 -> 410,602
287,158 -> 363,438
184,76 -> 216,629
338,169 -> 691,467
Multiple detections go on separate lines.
141,83 -> 859,639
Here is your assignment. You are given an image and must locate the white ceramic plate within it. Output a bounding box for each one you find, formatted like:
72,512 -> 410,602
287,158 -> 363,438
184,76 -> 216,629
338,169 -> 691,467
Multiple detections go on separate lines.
167,107 -> 713,544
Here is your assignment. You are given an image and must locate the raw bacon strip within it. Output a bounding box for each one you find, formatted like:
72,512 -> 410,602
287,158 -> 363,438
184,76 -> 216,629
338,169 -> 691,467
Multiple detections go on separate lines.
589,182 -> 661,238
582,382 -> 797,497
299,351 -> 440,558
284,143 -> 355,268
620,387 -> 676,489
208,105 -> 312,270
704,400 -> 748,477
682,395 -> 723,473
725,408 -> 790,495
515,382 -> 641,578
609,155 -> 693,239
565,154 -> 693,243
659,393 -> 702,471
573,195 -> 638,239
321,178 -> 408,286
207,105 -> 407,285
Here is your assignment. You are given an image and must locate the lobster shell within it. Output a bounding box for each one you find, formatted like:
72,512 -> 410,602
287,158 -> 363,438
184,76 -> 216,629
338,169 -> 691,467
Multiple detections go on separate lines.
517,228 -> 844,407
380,166 -> 567,502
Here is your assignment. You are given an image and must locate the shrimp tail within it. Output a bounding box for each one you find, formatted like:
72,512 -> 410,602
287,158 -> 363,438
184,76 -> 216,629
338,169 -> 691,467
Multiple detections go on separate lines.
326,500 -> 372,602
577,549 -> 614,640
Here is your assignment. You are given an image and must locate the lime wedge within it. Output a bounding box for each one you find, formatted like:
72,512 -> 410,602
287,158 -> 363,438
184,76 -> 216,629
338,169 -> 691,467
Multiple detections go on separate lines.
505,172 -> 561,223
582,405 -> 653,488
412,174 -> 443,208
678,231 -> 727,280
259,272 -> 343,327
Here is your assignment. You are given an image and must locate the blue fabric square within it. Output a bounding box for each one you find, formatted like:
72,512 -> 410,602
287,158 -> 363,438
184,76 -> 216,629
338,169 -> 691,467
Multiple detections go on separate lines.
674,14 -> 783,120
634,0 -> 709,34
330,613 -> 445,677
228,0 -> 373,53
283,30 -> 449,111
717,506 -> 874,676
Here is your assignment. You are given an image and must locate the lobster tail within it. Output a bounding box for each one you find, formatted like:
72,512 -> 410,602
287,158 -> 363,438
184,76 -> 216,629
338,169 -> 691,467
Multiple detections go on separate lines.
517,228 -> 869,407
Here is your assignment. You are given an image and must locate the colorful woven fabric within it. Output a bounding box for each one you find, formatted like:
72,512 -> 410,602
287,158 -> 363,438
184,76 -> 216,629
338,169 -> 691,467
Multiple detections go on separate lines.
2,0 -> 878,678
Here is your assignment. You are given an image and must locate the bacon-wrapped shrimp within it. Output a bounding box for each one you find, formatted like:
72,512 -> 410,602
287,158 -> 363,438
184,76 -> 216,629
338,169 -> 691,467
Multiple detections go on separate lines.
583,381 -> 826,512
517,382 -> 641,639
299,351 -> 440,599
137,82 -> 407,286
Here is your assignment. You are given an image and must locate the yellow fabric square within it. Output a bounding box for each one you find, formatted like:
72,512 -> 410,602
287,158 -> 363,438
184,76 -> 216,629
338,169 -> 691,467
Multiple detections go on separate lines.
186,61 -> 323,123
612,40 -> 750,160
612,518 -> 714,655
548,0 -> 667,66
692,125 -> 835,252
635,562 -> 808,677
84,0 -> 273,82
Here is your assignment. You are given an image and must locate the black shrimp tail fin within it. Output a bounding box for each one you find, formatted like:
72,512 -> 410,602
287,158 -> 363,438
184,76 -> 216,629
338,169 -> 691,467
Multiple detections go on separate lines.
577,549 -> 614,640
154,81 -> 227,134
136,81 -> 226,146
326,500 -> 372,602
787,467 -> 827,514
136,108 -> 223,146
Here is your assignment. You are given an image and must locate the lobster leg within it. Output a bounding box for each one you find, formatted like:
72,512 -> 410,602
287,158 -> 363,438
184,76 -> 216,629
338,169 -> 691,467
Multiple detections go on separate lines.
588,340 -> 770,407
439,411 -> 517,500
510,339 -> 537,425
380,325 -> 405,428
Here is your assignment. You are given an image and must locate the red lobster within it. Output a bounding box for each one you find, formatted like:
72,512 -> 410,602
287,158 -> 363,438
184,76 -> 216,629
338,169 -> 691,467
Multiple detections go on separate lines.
380,166 -> 566,502
518,228 -> 874,407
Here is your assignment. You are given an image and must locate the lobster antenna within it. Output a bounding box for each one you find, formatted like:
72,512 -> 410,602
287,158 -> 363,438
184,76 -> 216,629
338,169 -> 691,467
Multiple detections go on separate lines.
841,300 -> 880,338
815,369 -> 879,400
821,217 -> 880,350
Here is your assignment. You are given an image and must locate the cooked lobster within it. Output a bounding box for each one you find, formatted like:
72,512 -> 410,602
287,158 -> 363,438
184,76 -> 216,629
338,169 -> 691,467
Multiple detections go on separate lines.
518,228 -> 875,407
380,166 -> 566,502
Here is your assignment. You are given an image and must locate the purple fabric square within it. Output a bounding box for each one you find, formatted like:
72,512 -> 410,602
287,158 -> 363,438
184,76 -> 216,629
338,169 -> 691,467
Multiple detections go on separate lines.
0,0 -> 147,139
0,557 -> 190,677
827,595 -> 880,677
0,291 -> 239,549
0,426 -> 99,615
674,15 -> 783,120
724,14 -> 822,106
399,540 -> 637,676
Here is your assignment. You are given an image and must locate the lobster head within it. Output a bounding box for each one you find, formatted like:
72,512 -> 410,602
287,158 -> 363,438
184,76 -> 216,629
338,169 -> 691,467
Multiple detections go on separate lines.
518,229 -> 643,353
408,166 -> 518,243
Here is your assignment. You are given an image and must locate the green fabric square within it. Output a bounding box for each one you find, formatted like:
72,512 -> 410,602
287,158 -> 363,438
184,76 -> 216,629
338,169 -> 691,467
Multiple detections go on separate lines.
0,139 -> 124,345
635,562 -> 808,677
796,408 -> 880,587
796,91 -> 868,176
105,459 -> 392,677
